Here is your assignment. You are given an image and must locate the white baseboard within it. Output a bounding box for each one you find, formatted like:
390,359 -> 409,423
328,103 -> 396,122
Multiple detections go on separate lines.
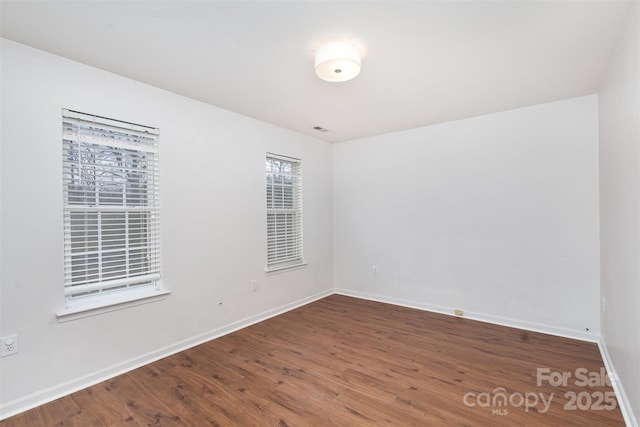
334,288 -> 597,342
598,338 -> 638,427
0,289 -> 333,421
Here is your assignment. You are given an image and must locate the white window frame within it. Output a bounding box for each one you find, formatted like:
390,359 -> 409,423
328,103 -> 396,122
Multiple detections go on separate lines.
60,109 -> 163,315
266,153 -> 304,272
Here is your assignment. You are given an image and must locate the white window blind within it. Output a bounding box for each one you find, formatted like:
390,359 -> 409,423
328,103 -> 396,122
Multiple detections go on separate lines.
266,154 -> 303,270
62,109 -> 161,300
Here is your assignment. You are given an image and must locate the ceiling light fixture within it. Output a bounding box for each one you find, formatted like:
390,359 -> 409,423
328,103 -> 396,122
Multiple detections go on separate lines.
314,41 -> 361,83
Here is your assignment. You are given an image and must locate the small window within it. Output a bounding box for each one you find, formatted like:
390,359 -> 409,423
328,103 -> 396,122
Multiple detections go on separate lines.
62,109 -> 161,302
266,154 -> 304,271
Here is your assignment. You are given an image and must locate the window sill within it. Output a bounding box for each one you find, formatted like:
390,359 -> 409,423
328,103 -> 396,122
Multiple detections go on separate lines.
56,289 -> 170,322
265,262 -> 307,275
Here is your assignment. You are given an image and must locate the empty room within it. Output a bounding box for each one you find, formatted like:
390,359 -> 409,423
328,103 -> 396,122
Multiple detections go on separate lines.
1,0 -> 639,425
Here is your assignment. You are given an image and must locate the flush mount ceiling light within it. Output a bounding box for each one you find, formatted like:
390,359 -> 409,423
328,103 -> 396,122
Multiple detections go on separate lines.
314,41 -> 361,82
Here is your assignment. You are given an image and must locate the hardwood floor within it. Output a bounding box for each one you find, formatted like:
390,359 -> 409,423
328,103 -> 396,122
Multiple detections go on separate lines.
1,295 -> 625,426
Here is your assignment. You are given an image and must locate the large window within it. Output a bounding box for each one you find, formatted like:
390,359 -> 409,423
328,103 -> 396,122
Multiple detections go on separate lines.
62,110 -> 161,302
266,154 -> 303,270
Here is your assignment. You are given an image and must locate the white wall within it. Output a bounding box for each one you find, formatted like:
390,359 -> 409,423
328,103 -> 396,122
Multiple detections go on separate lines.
334,96 -> 601,339
0,39 -> 333,416
599,1 -> 640,425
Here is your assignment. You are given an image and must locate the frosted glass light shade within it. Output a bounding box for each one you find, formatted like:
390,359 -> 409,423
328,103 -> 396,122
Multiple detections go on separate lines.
315,42 -> 361,82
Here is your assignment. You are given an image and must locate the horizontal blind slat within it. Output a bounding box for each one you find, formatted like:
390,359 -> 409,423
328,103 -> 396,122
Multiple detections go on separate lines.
64,274 -> 161,296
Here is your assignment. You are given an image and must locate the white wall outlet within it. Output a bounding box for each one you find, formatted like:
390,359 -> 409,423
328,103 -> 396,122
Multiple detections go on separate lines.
454,309 -> 464,317
373,266 -> 379,276
601,296 -> 606,313
251,280 -> 258,292
1,335 -> 18,357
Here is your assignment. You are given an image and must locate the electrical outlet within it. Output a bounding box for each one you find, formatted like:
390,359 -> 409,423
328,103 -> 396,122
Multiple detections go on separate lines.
1,335 -> 18,357
373,266 -> 379,276
454,309 -> 464,317
602,297 -> 606,313
251,280 -> 258,292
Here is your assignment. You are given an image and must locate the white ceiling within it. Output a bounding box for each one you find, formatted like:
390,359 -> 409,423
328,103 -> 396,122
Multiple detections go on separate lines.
1,1 -> 632,142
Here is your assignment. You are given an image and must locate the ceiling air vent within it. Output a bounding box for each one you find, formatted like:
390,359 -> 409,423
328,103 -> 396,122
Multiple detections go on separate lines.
313,126 -> 329,133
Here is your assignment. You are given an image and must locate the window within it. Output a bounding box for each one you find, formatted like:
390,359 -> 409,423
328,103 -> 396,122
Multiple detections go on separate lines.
266,154 -> 303,271
62,109 -> 161,302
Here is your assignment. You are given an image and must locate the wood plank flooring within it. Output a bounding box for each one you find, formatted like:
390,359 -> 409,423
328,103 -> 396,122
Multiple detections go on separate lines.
1,295 -> 625,426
